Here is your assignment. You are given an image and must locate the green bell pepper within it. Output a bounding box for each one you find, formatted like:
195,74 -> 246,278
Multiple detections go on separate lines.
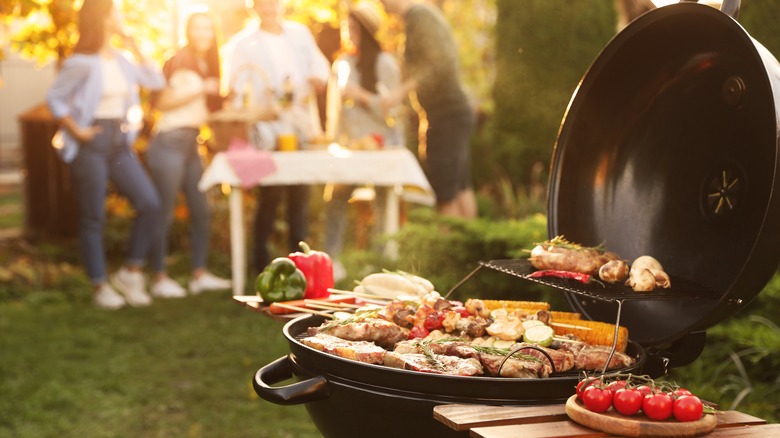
256,257 -> 307,303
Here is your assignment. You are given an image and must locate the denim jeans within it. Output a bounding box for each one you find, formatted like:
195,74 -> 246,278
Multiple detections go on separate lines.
146,128 -> 211,273
253,185 -> 310,272
69,119 -> 161,284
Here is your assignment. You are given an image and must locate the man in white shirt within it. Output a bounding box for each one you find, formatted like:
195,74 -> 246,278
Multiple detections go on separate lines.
224,0 -> 330,272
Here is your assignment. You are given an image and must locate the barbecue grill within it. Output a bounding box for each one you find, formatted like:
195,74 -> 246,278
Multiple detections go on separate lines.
251,1 -> 780,436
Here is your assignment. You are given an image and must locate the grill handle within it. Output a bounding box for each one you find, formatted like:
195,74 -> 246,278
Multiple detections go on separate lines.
253,355 -> 330,405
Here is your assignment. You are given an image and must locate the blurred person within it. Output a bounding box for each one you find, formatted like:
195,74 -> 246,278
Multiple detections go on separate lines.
224,0 -> 330,272
46,0 -> 165,309
378,0 -> 477,219
146,10 -> 232,298
324,1 -> 404,279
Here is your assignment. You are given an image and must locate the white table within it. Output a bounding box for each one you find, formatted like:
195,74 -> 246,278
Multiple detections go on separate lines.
198,147 -> 435,295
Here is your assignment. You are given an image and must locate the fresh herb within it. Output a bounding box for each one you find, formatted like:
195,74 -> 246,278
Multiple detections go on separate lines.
318,308 -> 381,330
414,337 -> 543,364
533,235 -> 606,253
470,344 -> 542,363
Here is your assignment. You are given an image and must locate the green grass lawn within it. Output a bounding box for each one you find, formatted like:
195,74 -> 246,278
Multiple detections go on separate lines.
0,292 -> 321,437
1,181 -> 777,436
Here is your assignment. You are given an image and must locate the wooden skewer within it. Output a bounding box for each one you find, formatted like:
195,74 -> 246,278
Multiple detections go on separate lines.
303,302 -> 343,311
271,302 -> 336,319
305,299 -> 361,308
551,322 -> 592,331
304,300 -> 360,311
327,288 -> 391,301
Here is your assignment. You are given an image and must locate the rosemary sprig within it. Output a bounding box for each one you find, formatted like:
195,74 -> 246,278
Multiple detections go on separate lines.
415,337 -> 543,364
318,308 -> 381,330
533,235 -> 607,253
470,344 -> 543,363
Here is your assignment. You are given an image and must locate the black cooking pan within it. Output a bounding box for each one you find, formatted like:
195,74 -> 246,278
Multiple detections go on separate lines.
254,314 -> 647,438
548,0 -> 780,352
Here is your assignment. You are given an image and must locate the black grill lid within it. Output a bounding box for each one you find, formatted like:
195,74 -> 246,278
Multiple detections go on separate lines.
546,2 -> 780,347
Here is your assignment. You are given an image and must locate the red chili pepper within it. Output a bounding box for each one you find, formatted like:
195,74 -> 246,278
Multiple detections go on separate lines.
288,241 -> 334,299
527,270 -> 604,287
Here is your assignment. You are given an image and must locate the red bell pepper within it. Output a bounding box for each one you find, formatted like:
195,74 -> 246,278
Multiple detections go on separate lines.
288,241 -> 334,299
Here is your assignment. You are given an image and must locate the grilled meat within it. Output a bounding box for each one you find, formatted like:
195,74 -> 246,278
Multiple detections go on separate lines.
479,353 -> 551,378
394,339 -> 481,360
383,351 -> 483,376
310,318 -> 409,349
511,342 -> 575,373
529,242 -> 618,276
559,342 -> 636,371
300,333 -> 386,364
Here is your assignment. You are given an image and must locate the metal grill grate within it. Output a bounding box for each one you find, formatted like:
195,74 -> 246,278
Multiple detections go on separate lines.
481,259 -> 720,303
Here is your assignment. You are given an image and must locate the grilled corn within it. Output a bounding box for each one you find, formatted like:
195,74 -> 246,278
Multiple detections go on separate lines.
481,300 -> 550,312
550,319 -> 629,353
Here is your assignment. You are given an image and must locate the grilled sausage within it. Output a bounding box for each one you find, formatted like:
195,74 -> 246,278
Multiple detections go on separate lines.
529,244 -> 618,276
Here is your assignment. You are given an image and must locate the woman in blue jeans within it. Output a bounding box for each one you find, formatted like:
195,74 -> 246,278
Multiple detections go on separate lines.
46,0 -> 165,309
145,10 -> 231,297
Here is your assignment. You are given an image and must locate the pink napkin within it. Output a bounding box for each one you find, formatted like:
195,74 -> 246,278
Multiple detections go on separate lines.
224,138 -> 277,188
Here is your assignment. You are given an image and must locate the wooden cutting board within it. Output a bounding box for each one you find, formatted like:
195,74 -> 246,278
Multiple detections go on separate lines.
565,395 -> 718,437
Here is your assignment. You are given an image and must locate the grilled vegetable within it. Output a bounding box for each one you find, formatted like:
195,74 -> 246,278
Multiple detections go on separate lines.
481,300 -> 550,312
599,259 -> 629,284
255,257 -> 307,303
628,255 -> 671,291
549,311 -> 582,321
355,272 -> 427,299
523,325 -> 555,347
550,319 -> 629,353
528,269 -> 604,287
486,309 -> 526,341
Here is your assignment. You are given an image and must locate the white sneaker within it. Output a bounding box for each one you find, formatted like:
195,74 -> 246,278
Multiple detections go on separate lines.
94,284 -> 126,310
151,277 -> 187,298
110,267 -> 152,307
189,271 -> 232,295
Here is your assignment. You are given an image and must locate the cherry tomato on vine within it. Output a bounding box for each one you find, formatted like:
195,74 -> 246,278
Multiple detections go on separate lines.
576,377 -> 598,400
674,388 -> 693,398
613,388 -> 643,416
673,395 -> 704,422
635,385 -> 653,398
606,380 -> 627,396
582,386 -> 613,413
643,393 -> 673,420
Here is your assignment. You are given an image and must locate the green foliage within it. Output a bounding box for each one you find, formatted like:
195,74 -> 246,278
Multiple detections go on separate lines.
481,0 -> 616,189
740,0 -> 780,59
388,208 -> 564,304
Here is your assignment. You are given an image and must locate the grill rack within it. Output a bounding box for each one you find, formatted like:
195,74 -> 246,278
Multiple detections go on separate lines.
477,259 -> 721,303
443,259 -> 721,374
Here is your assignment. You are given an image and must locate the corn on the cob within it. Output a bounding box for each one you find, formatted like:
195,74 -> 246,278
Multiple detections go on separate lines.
549,311 -> 581,321
551,319 -> 628,353
481,300 -> 550,312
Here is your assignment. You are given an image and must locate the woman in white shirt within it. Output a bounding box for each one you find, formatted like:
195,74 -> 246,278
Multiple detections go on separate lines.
46,0 -> 165,309
146,10 -> 231,297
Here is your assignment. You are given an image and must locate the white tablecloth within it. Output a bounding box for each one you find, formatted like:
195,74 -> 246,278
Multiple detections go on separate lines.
198,147 -> 434,295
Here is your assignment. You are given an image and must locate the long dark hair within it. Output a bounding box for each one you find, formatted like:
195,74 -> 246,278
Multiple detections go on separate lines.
185,11 -> 222,81
162,11 -> 223,112
73,0 -> 114,54
352,13 -> 381,93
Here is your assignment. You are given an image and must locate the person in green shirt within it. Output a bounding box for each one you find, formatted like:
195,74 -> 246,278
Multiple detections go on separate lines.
379,0 -> 477,219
